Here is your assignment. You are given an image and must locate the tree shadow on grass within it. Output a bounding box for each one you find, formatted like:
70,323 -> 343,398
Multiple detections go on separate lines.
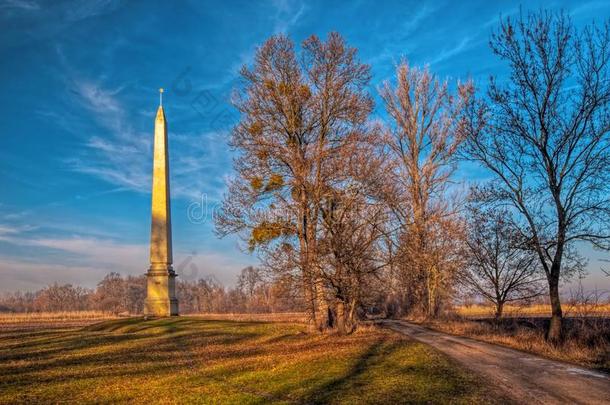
0,317 -> 272,392
298,339 -> 397,404
0,332 -> 151,363
261,330 -> 308,345
83,317 -> 146,332
295,338 -> 493,405
83,317 -> 186,333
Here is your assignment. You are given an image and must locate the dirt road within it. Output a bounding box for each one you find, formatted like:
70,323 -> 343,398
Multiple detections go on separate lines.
383,320 -> 610,405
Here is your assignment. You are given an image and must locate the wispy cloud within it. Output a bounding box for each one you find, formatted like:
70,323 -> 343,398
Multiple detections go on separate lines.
271,0 -> 306,34
571,1 -> 609,17
0,258 -> 105,292
0,224 -> 35,236
61,73 -> 233,202
366,3 -> 440,64
0,0 -> 122,49
63,77 -> 152,194
429,35 -> 477,66
64,0 -> 120,22
0,228 -> 146,291
401,3 -> 439,34
73,80 -> 123,115
0,224 -> 250,291
0,0 -> 39,11
0,229 -> 145,265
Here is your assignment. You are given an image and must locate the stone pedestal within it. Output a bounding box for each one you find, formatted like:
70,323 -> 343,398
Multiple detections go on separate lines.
144,265 -> 178,317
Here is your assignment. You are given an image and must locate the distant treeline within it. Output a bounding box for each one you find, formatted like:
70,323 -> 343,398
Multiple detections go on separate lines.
0,266 -> 301,314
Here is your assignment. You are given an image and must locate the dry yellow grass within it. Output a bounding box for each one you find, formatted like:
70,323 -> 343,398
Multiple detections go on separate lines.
0,317 -> 508,404
0,311 -> 116,322
0,312 -> 307,326
191,312 -> 307,323
455,303 -> 610,318
421,317 -> 609,372
0,311 -> 117,331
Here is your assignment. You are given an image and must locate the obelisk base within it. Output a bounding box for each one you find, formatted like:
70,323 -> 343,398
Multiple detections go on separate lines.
144,265 -> 178,317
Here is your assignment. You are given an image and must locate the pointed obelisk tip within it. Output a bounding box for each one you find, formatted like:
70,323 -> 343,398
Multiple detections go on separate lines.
159,88 -> 164,107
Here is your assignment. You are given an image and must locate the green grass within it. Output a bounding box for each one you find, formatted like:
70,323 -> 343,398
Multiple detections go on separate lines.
0,317 -> 506,404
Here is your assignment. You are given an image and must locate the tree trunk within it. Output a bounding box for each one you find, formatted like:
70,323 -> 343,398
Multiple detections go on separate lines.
495,300 -> 504,319
336,299 -> 356,335
347,297 -> 357,333
313,276 -> 329,331
299,197 -> 320,332
336,301 -> 347,334
547,274 -> 563,343
426,264 -> 438,318
302,271 -> 318,332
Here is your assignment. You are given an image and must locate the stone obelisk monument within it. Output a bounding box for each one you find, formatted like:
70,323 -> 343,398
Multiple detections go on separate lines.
144,88 -> 179,316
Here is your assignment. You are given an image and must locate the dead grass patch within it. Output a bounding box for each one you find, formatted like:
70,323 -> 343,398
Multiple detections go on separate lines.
0,311 -> 117,331
190,312 -> 307,323
0,317 -> 508,404
455,303 -> 610,318
420,316 -> 610,372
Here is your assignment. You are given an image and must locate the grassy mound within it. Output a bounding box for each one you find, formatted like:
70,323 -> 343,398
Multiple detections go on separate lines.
0,317 -> 506,404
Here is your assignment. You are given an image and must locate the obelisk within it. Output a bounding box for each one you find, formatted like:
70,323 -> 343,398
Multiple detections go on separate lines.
144,88 -> 178,316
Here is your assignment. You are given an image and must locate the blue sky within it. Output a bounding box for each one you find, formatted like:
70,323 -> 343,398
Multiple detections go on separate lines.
0,0 -> 609,293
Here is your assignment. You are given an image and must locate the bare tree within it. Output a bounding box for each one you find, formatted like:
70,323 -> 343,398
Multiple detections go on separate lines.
215,33 -> 373,331
92,272 -> 126,314
462,206 -> 545,318
601,259 -> 610,276
318,185 -> 387,332
379,61 -> 472,317
237,266 -> 265,298
237,266 -> 273,313
33,284 -> 91,312
125,275 -> 146,314
0,270 -> 304,315
462,10 -> 610,342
